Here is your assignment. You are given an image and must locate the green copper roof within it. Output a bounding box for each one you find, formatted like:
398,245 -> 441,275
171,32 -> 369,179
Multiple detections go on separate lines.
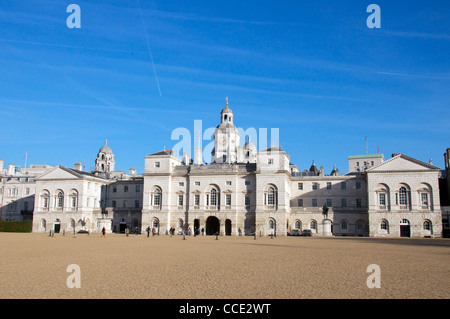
348,154 -> 384,159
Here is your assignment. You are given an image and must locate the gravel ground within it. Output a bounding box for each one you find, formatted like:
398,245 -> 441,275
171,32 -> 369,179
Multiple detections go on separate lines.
0,233 -> 448,299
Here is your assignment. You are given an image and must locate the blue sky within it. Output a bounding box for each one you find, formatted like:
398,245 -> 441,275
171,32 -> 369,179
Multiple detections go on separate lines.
0,0 -> 449,174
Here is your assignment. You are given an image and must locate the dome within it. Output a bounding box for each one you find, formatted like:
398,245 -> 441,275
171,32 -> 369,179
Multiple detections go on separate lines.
99,140 -> 113,154
221,106 -> 233,114
244,139 -> 257,152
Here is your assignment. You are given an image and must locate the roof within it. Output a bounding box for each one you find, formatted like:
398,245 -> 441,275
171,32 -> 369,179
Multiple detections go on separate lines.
99,140 -> 113,154
366,153 -> 440,172
348,154 -> 384,159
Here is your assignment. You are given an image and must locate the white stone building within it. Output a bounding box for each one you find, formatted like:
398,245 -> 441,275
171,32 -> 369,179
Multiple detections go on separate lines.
1,103 -> 445,238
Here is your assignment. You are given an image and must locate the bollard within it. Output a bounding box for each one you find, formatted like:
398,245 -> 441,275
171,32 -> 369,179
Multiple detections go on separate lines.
254,233 -> 256,240
270,233 -> 273,239
215,232 -> 218,240
183,234 -> 186,240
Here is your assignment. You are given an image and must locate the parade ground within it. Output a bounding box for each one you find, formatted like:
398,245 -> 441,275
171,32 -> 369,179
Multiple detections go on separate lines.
0,232 -> 449,299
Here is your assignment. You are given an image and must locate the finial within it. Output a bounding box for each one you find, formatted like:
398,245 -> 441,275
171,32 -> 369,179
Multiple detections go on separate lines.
226,96 -> 228,107
105,139 -> 107,145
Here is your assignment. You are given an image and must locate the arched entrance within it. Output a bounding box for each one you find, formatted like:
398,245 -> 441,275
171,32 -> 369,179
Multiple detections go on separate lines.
225,219 -> 232,236
53,219 -> 61,233
400,219 -> 410,237
206,216 -> 220,235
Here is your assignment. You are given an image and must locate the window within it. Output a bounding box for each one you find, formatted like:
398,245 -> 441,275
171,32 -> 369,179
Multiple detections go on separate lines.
135,185 -> 140,192
310,220 -> 317,230
135,200 -> 139,208
113,186 -> 117,193
298,199 -> 303,207
399,187 -> 408,206
356,198 -> 362,207
380,220 -> 388,230
327,182 -> 332,190
226,181 -> 232,186
226,194 -> 231,206
71,197 -> 77,209
179,182 -> 184,187
341,182 -> 346,190
421,193 -> 429,207
112,200 -> 116,208
267,187 -> 275,205
268,220 -> 275,229
178,195 -> 183,206
341,221 -> 347,230
124,186 -> 128,192
155,162 -> 160,168
423,221 -> 431,230
245,181 -> 250,186
25,188 -> 30,195
195,181 -> 200,186
341,198 -> 347,207
268,158 -> 274,165
312,183 -> 318,190
294,221 -> 301,229
312,199 -> 318,207
356,162 -> 360,167
326,199 -> 332,207
123,200 -> 127,208
87,198 -> 90,207
57,191 -> 64,208
245,195 -> 250,206
356,182 -> 361,189
154,189 -> 161,206
298,183 -> 303,190
43,197 -> 48,209
210,189 -> 217,206
194,195 -> 200,206
379,193 -> 386,206
371,161 -> 374,166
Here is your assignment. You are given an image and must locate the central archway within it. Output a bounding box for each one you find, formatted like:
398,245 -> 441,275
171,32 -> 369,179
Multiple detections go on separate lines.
206,216 -> 220,235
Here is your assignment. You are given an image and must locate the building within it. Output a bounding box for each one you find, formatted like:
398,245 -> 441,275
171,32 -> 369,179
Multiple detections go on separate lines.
0,102 -> 445,237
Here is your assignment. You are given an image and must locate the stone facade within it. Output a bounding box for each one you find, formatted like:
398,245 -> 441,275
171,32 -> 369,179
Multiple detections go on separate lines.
0,106 -> 445,238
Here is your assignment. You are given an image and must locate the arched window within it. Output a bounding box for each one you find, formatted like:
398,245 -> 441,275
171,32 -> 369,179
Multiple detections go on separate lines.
268,219 -> 275,229
310,220 -> 317,230
210,189 -> 217,206
380,220 -> 388,230
423,220 -> 431,230
267,187 -> 275,205
153,188 -> 161,207
177,219 -> 183,228
399,187 -> 408,206
152,219 -> 159,229
294,220 -> 301,230
341,221 -> 348,230
56,191 -> 64,209
41,190 -> 49,210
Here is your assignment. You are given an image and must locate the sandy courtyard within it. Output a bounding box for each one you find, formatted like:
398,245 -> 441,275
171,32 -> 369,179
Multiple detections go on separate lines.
0,232 -> 449,299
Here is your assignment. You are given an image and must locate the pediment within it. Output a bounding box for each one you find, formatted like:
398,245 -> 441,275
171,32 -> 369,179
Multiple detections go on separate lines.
36,166 -> 82,180
368,154 -> 438,172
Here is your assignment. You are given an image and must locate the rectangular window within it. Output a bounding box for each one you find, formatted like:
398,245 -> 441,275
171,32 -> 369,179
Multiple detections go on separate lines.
298,183 -> 303,190
356,198 -> 362,207
135,185 -> 140,192
123,200 -> 127,208
312,183 -> 318,190
341,182 -> 346,190
195,181 -> 200,186
178,195 -> 183,206
268,158 -> 274,165
25,188 -> 30,195
155,162 -> 160,168
298,199 -> 303,207
179,182 -> 184,187
226,181 -> 232,186
112,200 -> 116,208
194,195 -> 200,206
356,181 -> 361,190
42,197 -> 48,208
245,181 -> 250,186
135,200 -> 139,208
226,194 -> 231,206
327,182 -> 332,190
312,199 -> 318,207
379,193 -> 386,206
421,193 -> 429,207
356,162 -> 360,167
113,186 -> 117,193
245,195 -> 250,206
341,198 -> 347,207
124,186 -> 128,192
327,199 -> 332,207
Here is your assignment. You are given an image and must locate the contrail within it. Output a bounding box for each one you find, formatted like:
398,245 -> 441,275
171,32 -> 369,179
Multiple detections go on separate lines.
137,0 -> 162,97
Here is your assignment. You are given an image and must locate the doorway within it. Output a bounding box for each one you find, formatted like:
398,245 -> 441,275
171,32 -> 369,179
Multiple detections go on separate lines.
206,216 -> 220,235
225,219 -> 232,236
400,219 -> 411,237
54,219 -> 61,233
194,219 -> 200,235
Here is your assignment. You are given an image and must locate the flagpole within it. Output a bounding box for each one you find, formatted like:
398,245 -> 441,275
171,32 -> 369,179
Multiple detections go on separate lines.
24,152 -> 27,169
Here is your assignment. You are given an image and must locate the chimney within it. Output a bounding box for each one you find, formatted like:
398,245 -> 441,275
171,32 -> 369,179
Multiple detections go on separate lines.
0,159 -> 3,173
429,158 -> 433,165
129,168 -> 136,176
8,164 -> 15,175
74,162 -> 82,170
182,151 -> 189,165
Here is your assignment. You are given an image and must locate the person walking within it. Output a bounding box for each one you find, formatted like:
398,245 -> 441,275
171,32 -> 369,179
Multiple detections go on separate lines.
146,226 -> 150,238
125,226 -> 129,237
101,227 -> 106,238
201,227 -> 204,236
